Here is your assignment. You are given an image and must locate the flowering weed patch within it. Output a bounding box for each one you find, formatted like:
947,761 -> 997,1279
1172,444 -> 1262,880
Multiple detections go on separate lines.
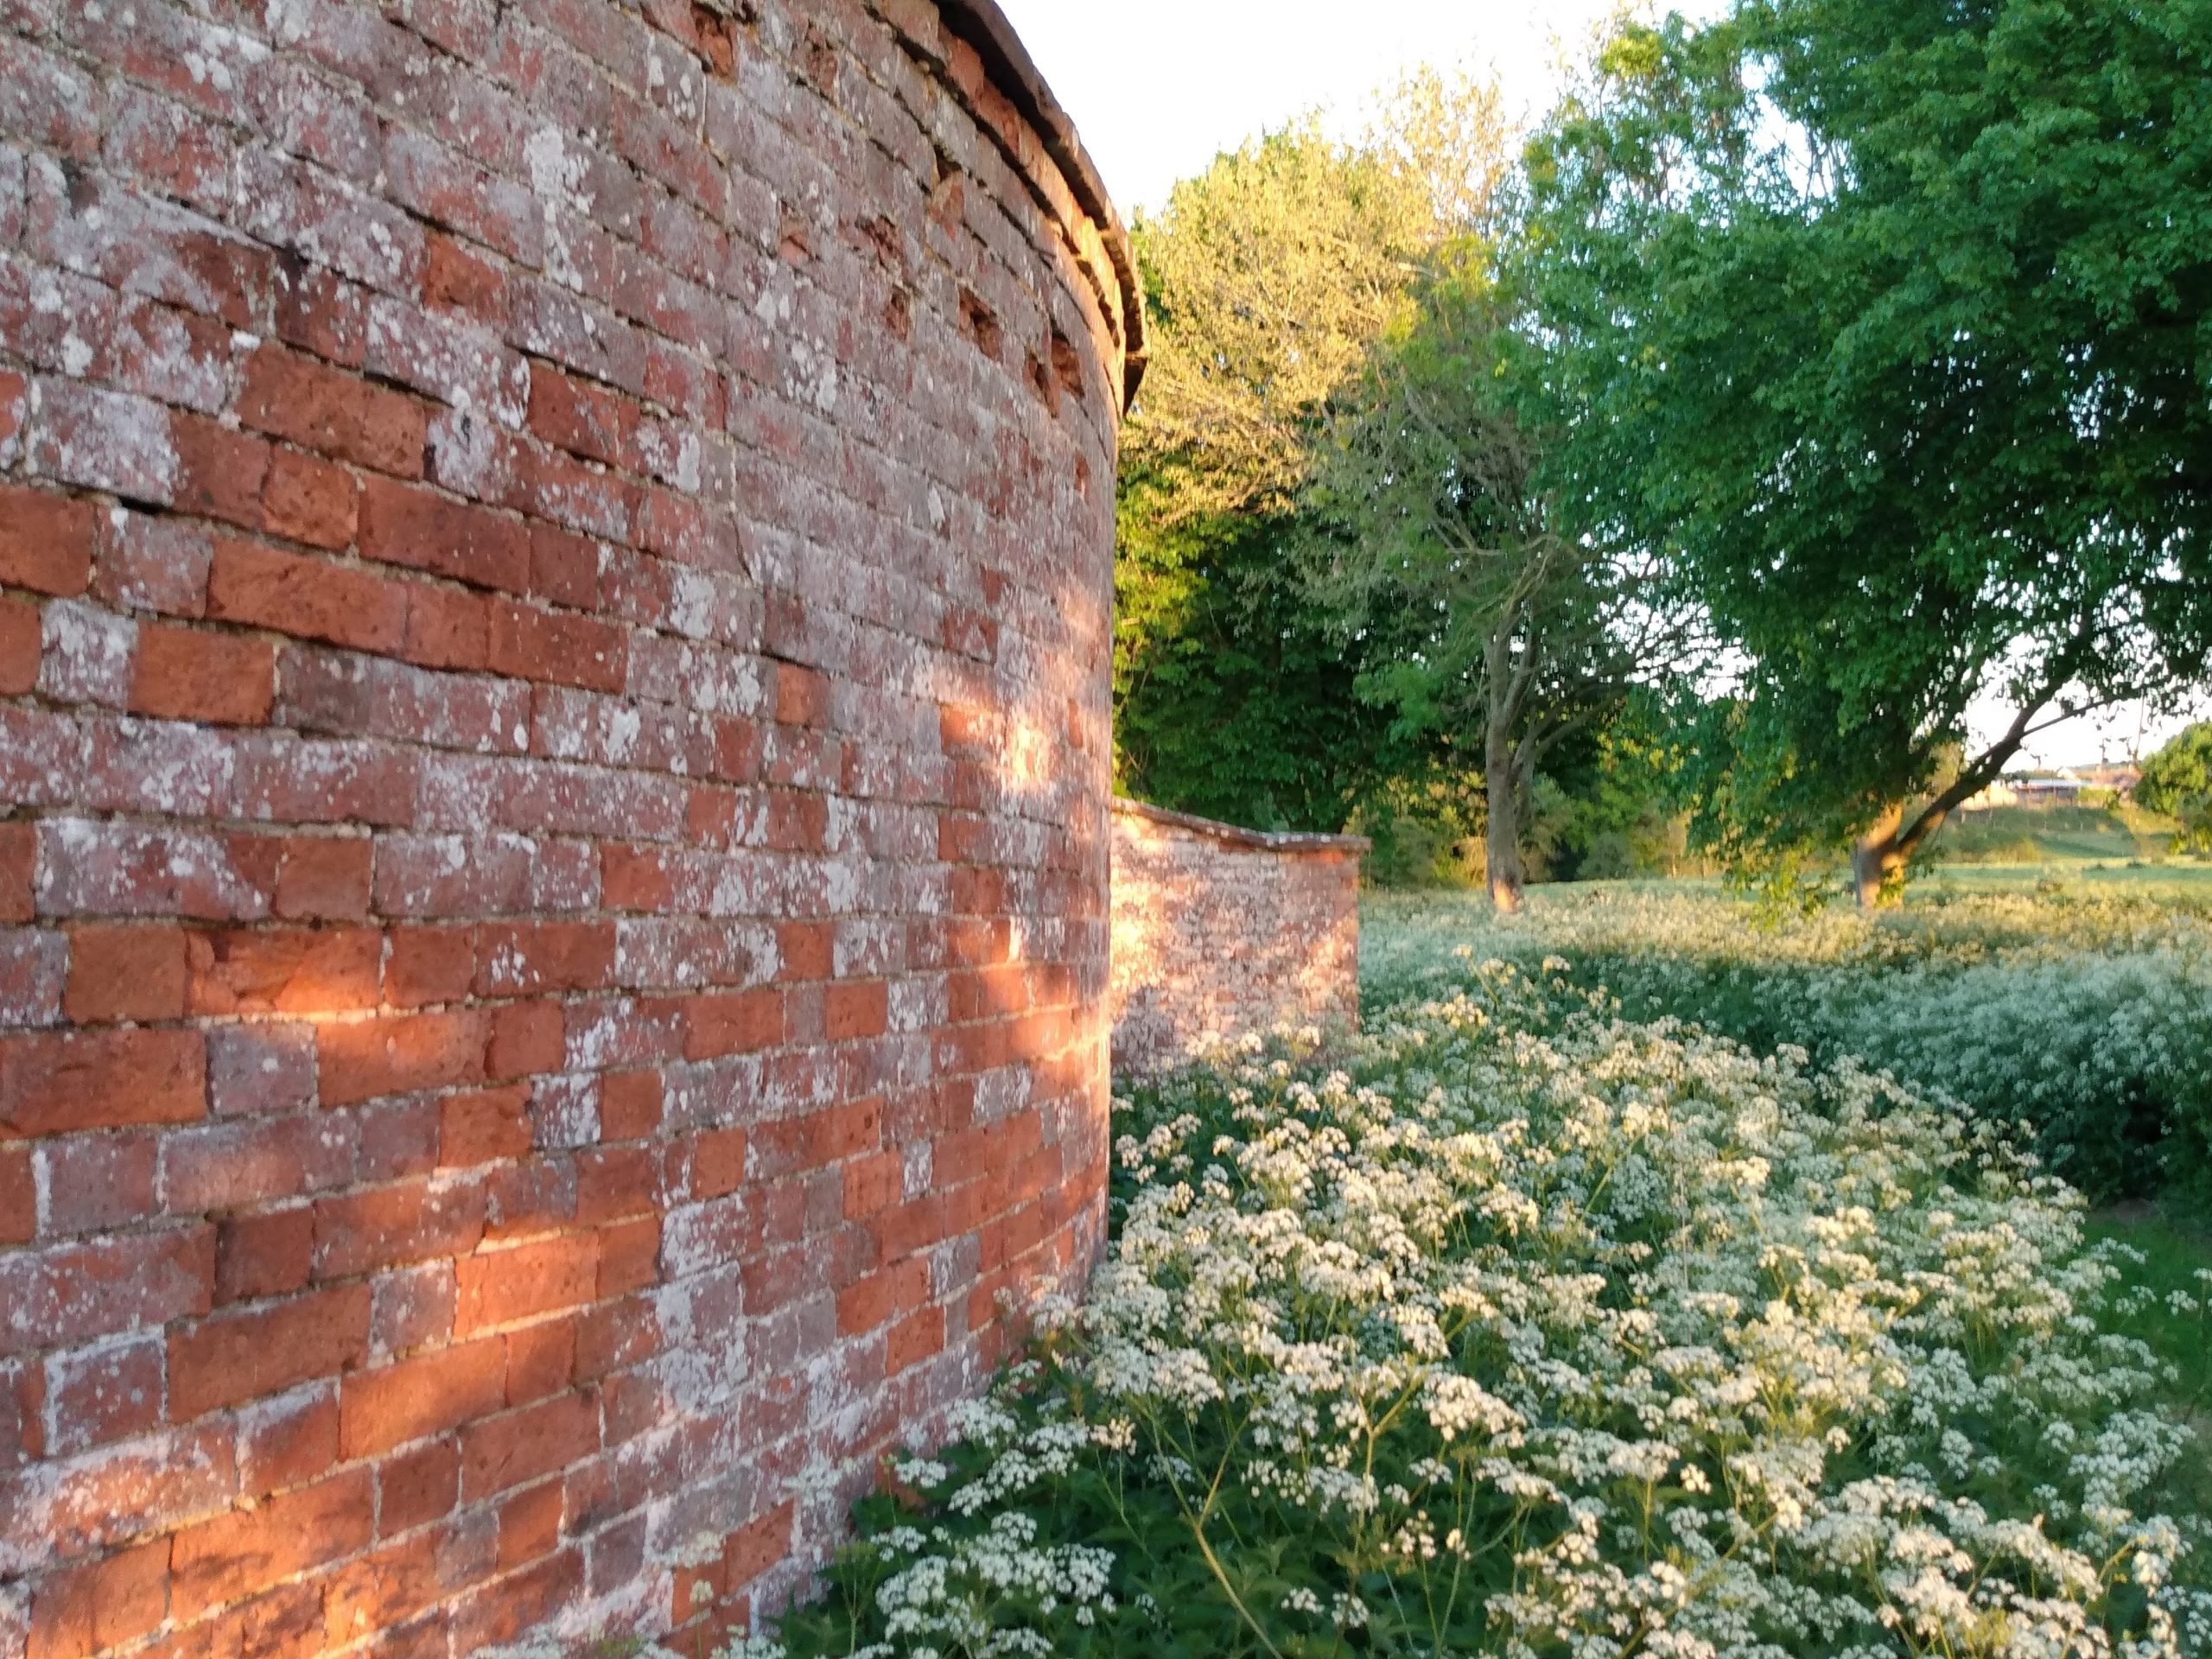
754,966 -> 2209,1658
1363,887 -> 2212,1198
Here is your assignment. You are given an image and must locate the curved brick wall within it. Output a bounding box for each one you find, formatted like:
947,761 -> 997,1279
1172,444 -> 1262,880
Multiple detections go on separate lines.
0,2 -> 1135,1654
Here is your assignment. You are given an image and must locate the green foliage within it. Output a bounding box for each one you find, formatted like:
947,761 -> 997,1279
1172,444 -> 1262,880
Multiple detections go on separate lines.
2139,724 -> 2212,853
1115,469 -> 1400,832
1113,86 -> 1516,838
1521,0 -> 2212,880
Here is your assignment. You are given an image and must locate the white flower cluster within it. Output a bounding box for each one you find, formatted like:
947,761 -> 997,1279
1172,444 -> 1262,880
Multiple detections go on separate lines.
748,957 -> 2205,1658
1363,885 -> 2212,1195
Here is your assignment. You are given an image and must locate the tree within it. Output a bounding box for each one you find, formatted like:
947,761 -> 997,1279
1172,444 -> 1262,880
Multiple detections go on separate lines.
1306,246 -> 1687,912
2136,722 -> 2212,853
1115,75 -> 1516,832
1523,0 -> 2212,905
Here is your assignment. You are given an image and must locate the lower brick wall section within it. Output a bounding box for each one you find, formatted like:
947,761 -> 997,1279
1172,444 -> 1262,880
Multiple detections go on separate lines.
1108,800 -> 1367,1074
0,0 -> 1134,1654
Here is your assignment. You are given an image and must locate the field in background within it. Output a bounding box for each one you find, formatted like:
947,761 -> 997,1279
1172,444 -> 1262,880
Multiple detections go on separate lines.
1925,801 -> 2212,891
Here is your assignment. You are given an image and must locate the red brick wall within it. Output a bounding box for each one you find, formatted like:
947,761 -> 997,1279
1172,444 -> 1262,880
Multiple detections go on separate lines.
1109,800 -> 1366,1074
0,2 -> 1136,1653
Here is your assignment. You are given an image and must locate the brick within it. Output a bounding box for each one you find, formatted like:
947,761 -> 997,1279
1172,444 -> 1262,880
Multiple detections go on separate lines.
721,1502 -> 793,1592
207,537 -> 408,652
0,485 -> 95,595
824,980 -> 889,1041
170,410 -> 272,530
0,595 -> 40,694
43,1335 -> 166,1454
207,1023 -> 317,1116
775,660 -> 829,727
314,1178 -> 487,1279
170,1468 -> 375,1620
386,925 -> 477,1008
36,1133 -> 156,1237
595,1217 -> 659,1299
318,1010 -> 488,1107
439,1084 -> 531,1166
0,1144 -> 30,1246
185,925 -> 382,1017
377,1437 -> 459,1535
360,477 -> 531,594
885,1304 -> 944,1375
0,1027 -> 204,1136
0,1229 -> 213,1358
458,1387 -> 598,1498
474,920 -> 616,996
498,1478 -> 565,1569
238,1383 -> 339,1496
486,1001 -> 564,1081
690,1127 -> 747,1203
25,1536 -> 171,1659
262,447 -> 359,549
168,1283 -> 372,1420
486,600 -> 627,693
683,988 -> 783,1059
504,1319 -> 575,1405
836,1257 -> 929,1337
276,836 -> 374,921
215,1207 -> 315,1306
339,1338 -> 505,1459
162,1113 -> 356,1212
129,622 -> 276,724
238,345 -> 428,477
454,1235 -> 600,1335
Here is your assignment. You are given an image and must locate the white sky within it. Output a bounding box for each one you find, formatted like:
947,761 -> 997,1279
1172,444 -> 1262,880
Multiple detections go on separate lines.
995,0 -> 1630,217
994,1 -> 2203,769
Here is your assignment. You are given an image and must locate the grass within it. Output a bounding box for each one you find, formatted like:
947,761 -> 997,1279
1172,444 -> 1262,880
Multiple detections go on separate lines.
1922,802 -> 2212,895
2094,1203 -> 2212,1519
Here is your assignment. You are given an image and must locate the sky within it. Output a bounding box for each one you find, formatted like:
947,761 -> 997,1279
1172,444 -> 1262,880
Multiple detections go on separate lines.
992,1 -> 2201,769
996,0 -> 1629,219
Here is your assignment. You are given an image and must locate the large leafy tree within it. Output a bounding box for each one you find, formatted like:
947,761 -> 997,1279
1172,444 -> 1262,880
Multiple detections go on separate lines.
1305,248 -> 1686,910
2136,721 -> 2212,851
1523,0 -> 2212,903
1116,78 -> 1515,832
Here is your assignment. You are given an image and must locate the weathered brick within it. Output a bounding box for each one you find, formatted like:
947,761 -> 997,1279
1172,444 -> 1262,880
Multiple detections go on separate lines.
486,599 -> 627,694
23,1536 -> 171,1659
0,485 -> 96,595
215,1206 -> 316,1306
169,1467 -> 375,1619
168,1282 -> 372,1420
0,1027 -> 204,1136
43,1334 -> 166,1453
339,1338 -> 505,1459
0,0 -> 1132,1648
185,925 -> 382,1016
359,477 -> 531,594
318,1010 -> 489,1107
454,1234 -> 600,1335
128,621 -> 277,725
0,1229 -> 213,1358
238,344 -> 428,477
207,537 -> 409,652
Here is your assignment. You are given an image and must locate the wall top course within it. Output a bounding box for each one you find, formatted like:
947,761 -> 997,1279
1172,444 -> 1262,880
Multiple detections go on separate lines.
1111,796 -> 1372,858
931,1 -> 1147,407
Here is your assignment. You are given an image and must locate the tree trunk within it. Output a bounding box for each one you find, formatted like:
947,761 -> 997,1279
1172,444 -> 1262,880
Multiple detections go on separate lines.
1486,722 -> 1525,914
1853,801 -> 1905,909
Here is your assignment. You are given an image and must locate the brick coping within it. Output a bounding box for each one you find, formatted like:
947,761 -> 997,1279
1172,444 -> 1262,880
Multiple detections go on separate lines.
933,0 -> 1148,408
1111,797 -> 1373,856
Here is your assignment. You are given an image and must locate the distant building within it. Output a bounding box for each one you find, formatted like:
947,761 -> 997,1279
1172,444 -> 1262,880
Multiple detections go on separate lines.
1961,766 -> 2140,811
